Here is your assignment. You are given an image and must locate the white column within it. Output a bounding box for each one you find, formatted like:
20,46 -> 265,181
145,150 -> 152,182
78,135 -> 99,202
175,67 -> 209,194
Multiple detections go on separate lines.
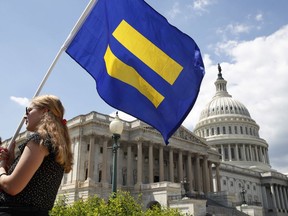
255,146 -> 259,162
178,151 -> 183,182
279,186 -> 286,211
228,144 -> 232,161
127,144 -> 133,186
221,145 -> 225,161
270,184 -> 277,210
101,139 -> 108,184
71,137 -> 80,183
195,154 -> 201,193
235,144 -> 239,160
266,148 -> 270,164
159,146 -> 164,182
136,141 -> 143,184
117,145 -> 122,186
242,144 -> 246,161
208,161 -> 213,192
216,163 -> 221,192
264,148 -> 268,163
249,145 -> 253,161
274,184 -> 281,210
87,135 -> 95,180
203,156 -> 209,193
187,153 -> 193,192
169,148 -> 174,182
259,147 -> 264,162
149,144 -> 153,183
282,186 -> 288,211
261,185 -> 268,209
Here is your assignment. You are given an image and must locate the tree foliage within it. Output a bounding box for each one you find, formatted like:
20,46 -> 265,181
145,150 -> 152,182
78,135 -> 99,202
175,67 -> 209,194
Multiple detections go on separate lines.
49,191 -> 187,216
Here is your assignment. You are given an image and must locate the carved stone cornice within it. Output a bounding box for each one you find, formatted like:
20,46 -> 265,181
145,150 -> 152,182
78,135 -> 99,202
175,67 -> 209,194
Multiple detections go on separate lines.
174,126 -> 207,146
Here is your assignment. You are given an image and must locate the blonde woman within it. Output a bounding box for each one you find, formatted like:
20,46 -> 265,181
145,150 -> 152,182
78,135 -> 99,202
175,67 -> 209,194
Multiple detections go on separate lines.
0,95 -> 73,216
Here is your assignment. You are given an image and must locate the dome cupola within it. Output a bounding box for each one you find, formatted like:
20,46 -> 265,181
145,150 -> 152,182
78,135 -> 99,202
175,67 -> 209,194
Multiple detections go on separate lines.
193,64 -> 270,171
198,64 -> 250,121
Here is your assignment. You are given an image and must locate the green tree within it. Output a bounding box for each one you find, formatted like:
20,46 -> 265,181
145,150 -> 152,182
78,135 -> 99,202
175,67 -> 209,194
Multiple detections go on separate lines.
50,191 -> 188,216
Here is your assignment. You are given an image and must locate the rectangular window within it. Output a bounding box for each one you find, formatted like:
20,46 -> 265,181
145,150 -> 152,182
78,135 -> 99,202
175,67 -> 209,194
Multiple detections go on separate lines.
224,147 -> 229,161
238,147 -> 242,160
231,147 -> 235,160
234,126 -> 238,134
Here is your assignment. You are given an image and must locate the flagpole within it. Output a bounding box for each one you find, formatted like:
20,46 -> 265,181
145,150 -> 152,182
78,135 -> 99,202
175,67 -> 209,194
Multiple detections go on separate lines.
3,0 -> 97,154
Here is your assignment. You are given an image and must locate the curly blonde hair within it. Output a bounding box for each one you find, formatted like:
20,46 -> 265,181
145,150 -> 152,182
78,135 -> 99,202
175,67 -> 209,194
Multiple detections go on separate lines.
31,95 -> 73,173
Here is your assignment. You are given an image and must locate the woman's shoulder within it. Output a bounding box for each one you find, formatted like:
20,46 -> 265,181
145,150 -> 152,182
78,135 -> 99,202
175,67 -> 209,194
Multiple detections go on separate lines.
24,133 -> 54,154
18,133 -> 41,152
28,132 -> 42,142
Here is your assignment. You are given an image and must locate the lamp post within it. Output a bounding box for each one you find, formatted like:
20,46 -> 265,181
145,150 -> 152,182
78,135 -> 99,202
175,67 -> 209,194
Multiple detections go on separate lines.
241,186 -> 247,205
109,112 -> 123,197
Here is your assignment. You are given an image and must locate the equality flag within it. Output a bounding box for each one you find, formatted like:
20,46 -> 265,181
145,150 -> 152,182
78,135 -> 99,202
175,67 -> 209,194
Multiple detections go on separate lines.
66,0 -> 205,144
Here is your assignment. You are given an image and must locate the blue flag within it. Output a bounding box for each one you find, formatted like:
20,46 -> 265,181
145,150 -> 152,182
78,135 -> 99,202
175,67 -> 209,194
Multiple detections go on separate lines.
66,0 -> 205,144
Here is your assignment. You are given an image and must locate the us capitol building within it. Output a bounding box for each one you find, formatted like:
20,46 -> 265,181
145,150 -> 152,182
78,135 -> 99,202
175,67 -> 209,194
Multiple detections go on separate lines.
5,65 -> 288,216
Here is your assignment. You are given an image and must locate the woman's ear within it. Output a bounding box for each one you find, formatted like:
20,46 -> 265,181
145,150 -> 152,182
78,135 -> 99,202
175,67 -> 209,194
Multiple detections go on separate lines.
42,108 -> 49,114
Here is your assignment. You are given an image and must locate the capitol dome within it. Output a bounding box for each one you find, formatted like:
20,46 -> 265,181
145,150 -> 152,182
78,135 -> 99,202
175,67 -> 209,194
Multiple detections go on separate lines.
199,95 -> 251,120
194,64 -> 271,171
199,64 -> 250,120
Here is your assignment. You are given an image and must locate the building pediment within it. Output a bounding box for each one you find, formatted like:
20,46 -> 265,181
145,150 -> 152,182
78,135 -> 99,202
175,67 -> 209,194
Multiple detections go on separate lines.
173,126 -> 207,146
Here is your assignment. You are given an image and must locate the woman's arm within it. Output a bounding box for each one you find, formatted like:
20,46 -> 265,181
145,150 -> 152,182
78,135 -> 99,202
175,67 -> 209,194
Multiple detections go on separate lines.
0,140 -> 48,195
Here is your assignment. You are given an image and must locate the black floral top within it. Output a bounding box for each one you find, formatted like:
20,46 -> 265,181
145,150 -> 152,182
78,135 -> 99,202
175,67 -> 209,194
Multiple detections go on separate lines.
0,133 -> 64,210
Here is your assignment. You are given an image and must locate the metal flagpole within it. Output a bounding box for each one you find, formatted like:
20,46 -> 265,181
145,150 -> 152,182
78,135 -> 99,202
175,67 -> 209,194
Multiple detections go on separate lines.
3,0 -> 97,154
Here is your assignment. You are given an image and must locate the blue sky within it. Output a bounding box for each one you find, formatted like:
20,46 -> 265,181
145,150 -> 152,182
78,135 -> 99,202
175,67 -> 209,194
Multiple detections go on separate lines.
1,0 -> 288,173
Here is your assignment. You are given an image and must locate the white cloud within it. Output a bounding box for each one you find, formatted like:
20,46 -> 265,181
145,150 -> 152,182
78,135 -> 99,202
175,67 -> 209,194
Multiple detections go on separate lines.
192,0 -> 214,11
254,13 -> 264,30
167,2 -> 181,20
255,13 -> 263,21
216,23 -> 252,44
214,40 -> 238,57
185,25 -> 288,173
220,23 -> 251,36
10,96 -> 30,107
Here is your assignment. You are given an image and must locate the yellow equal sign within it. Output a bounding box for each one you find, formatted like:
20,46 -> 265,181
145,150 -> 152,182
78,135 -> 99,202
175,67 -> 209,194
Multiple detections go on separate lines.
112,20 -> 183,85
104,45 -> 164,108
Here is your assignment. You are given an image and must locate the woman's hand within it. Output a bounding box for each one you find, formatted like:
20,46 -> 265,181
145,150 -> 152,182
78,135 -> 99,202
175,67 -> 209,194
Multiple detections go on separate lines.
0,140 -> 47,195
0,141 -> 16,169
0,147 -> 8,161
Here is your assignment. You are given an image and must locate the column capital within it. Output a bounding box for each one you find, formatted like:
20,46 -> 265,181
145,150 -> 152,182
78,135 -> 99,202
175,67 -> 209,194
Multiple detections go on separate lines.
214,162 -> 220,166
135,137 -> 144,142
